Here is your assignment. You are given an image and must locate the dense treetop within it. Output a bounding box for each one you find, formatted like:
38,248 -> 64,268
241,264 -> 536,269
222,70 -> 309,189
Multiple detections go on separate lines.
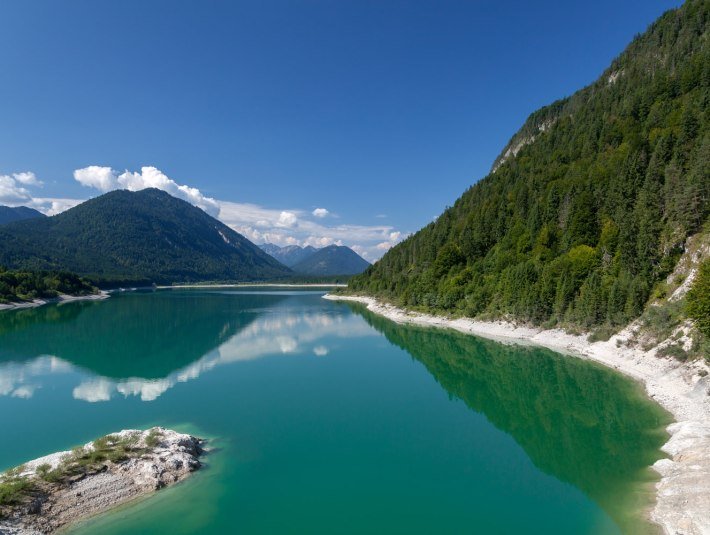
0,269 -> 96,304
0,206 -> 45,226
350,0 -> 709,330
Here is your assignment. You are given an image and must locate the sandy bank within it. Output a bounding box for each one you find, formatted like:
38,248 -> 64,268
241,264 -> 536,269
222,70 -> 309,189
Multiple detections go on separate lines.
0,292 -> 109,312
325,294 -> 710,535
0,427 -> 204,535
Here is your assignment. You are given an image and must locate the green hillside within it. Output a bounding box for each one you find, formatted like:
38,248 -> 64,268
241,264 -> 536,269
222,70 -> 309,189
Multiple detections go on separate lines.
0,189 -> 292,285
349,0 -> 709,332
0,206 -> 45,225
291,245 -> 370,276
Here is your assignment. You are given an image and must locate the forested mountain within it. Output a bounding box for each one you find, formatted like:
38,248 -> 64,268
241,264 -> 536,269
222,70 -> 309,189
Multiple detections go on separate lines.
0,206 -> 45,225
292,245 -> 370,276
350,0 -> 709,331
259,243 -> 319,267
0,189 -> 292,285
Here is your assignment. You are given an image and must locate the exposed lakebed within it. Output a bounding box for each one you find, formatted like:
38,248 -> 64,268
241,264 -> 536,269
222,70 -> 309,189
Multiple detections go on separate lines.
0,289 -> 670,534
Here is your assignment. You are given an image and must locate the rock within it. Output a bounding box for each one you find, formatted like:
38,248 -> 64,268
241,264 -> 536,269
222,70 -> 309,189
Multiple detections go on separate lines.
0,428 -> 205,535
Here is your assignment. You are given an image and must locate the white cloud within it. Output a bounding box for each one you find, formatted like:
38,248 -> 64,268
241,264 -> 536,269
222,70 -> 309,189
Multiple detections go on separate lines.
11,385 -> 39,399
74,166 -> 117,191
375,231 -> 405,253
29,197 -> 84,216
350,244 -> 370,260
277,211 -> 298,228
312,208 -> 329,218
73,379 -> 114,402
0,173 -> 33,203
13,172 -> 41,186
313,345 -> 329,356
73,165 -> 220,216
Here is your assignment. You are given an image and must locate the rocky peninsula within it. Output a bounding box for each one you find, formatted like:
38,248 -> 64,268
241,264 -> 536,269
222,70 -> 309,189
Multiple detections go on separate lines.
0,428 -> 205,535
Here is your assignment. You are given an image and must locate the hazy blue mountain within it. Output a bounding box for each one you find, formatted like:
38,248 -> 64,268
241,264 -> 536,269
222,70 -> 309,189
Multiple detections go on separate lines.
259,243 -> 319,267
291,245 -> 370,276
0,188 -> 292,285
0,205 -> 45,225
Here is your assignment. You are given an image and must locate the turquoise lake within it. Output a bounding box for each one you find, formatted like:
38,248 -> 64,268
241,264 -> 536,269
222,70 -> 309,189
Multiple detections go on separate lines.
0,289 -> 670,534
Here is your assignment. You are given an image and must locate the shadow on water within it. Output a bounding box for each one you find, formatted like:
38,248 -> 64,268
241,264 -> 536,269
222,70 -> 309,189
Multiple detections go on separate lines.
0,290 -> 287,379
350,303 -> 672,535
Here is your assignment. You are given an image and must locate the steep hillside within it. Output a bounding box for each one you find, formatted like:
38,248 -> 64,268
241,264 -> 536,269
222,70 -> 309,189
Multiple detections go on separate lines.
292,245 -> 370,276
0,206 -> 45,225
350,0 -> 709,333
0,189 -> 292,285
259,243 -> 319,267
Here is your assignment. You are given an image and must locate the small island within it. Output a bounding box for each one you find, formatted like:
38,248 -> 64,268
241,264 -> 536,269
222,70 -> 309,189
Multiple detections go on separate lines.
0,428 -> 205,535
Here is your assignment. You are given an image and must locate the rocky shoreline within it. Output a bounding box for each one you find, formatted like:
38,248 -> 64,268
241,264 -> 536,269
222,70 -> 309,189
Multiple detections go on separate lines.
325,294 -> 710,535
0,428 -> 205,535
0,292 -> 109,312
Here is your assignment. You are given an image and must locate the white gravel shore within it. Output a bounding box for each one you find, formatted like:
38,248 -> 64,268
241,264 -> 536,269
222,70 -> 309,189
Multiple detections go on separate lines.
325,294 -> 710,535
0,292 -> 109,312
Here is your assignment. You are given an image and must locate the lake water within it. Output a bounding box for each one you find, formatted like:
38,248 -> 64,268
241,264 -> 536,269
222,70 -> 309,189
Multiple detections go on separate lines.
0,289 -> 670,534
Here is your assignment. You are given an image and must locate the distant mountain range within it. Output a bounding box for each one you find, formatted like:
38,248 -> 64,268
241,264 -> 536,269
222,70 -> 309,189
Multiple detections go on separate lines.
259,243 -> 319,267
260,243 -> 370,276
0,189 -> 291,285
0,206 -> 45,225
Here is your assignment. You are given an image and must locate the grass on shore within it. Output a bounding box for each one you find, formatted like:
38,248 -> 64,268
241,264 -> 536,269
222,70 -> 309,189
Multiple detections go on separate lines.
0,430 -> 165,514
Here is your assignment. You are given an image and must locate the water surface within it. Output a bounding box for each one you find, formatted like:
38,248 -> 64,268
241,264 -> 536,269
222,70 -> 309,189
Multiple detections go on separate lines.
0,290 -> 670,534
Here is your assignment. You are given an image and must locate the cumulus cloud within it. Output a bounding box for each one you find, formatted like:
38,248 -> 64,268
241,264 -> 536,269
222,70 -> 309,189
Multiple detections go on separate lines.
73,166 -> 117,191
13,172 -> 41,186
312,208 -> 329,218
73,165 -> 219,216
0,173 -> 35,203
277,211 -> 298,227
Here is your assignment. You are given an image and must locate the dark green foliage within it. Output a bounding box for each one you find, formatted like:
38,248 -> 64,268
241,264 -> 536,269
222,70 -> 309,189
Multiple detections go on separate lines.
0,268 -> 96,304
144,429 -> 163,448
291,245 -> 370,276
657,343 -> 689,361
0,477 -> 34,507
0,189 -> 292,286
350,0 -> 709,329
0,466 -> 35,508
0,205 -> 45,225
638,299 -> 685,350
687,259 -> 710,337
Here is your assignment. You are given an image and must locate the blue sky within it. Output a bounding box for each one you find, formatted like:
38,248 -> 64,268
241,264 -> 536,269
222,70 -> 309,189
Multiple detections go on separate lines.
0,0 -> 682,259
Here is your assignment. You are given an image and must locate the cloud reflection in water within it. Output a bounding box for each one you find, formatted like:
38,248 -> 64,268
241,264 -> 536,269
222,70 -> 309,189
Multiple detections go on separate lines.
0,310 -> 373,403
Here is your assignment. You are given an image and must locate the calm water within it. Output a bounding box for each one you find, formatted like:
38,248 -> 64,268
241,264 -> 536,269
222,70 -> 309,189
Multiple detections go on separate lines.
0,290 -> 670,534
